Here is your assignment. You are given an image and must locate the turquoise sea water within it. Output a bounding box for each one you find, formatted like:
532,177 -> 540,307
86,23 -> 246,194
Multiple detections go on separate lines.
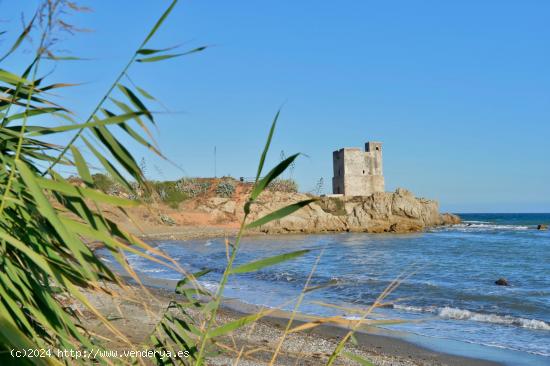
100,213 -> 550,365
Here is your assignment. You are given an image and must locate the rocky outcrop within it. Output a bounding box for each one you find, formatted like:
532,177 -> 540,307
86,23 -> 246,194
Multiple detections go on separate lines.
196,188 -> 460,234
441,213 -> 462,225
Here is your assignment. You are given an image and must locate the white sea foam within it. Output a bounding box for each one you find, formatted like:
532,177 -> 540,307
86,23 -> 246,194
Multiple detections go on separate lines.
438,307 -> 550,330
452,223 -> 530,231
200,280 -> 220,292
393,305 -> 550,331
137,268 -> 167,274
393,304 -> 430,313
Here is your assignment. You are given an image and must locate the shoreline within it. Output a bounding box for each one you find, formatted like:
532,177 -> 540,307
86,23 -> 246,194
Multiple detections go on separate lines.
220,297 -> 502,366
88,274 -> 503,366
129,222 -> 454,243
92,225 -> 547,365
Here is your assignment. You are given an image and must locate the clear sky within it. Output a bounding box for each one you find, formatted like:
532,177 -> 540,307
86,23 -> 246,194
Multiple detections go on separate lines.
2,1 -> 549,212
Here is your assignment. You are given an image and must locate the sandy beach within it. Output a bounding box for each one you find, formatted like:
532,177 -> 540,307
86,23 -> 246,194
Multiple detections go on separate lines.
79,275 -> 501,366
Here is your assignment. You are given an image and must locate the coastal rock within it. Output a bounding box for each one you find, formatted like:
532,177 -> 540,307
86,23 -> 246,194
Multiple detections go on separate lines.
195,188 -> 459,234
537,224 -> 548,230
495,278 -> 509,286
441,213 -> 462,225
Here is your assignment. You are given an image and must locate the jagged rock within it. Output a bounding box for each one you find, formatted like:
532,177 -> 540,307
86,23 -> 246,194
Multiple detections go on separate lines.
537,224 -> 548,230
196,188 -> 460,234
394,187 -> 414,197
441,213 -> 462,225
495,278 -> 509,286
389,221 -> 424,233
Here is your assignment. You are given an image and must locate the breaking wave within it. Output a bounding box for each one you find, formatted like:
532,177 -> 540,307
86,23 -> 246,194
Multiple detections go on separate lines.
450,222 -> 530,231
393,305 -> 550,331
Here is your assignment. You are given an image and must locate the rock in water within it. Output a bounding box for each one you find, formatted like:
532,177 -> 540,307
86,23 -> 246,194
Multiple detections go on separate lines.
495,278 -> 509,286
537,224 -> 548,230
441,213 -> 461,225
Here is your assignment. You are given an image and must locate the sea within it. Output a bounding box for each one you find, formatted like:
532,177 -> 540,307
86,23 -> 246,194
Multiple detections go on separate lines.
99,213 -> 550,365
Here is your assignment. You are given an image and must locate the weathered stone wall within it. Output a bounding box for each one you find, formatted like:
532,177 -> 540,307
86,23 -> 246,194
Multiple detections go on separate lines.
332,141 -> 385,196
332,149 -> 346,194
364,175 -> 385,196
365,141 -> 383,175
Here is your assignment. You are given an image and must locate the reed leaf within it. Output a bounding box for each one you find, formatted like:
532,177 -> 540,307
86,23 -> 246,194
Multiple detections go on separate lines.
246,199 -> 317,229
230,249 -> 310,274
0,13 -> 36,62
342,352 -> 374,366
249,153 -> 299,202
137,45 -> 179,55
206,312 -> 265,339
142,0 -> 178,45
254,110 -> 279,183
136,47 -> 206,63
29,111 -> 145,135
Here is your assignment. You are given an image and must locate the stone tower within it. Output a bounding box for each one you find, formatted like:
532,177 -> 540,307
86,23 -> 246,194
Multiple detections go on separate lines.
332,141 -> 385,196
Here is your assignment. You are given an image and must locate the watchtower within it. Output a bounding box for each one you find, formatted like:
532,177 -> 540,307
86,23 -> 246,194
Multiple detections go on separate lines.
332,141 -> 385,196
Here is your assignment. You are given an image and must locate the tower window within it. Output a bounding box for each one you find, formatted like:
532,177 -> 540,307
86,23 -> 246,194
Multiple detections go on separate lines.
376,147 -> 380,151
363,170 -> 365,174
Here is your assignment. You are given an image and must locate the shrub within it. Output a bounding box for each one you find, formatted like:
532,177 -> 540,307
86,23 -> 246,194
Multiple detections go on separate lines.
92,173 -> 115,193
267,178 -> 298,193
154,181 -> 188,208
216,180 -> 236,197
176,178 -> 211,197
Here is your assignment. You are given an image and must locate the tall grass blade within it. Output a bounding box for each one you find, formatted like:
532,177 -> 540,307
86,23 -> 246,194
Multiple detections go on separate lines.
70,146 -> 93,185
206,312 -> 265,339
136,47 -> 206,63
254,110 -> 280,183
142,0 -> 178,44
0,14 -> 36,62
230,249 -> 310,274
246,199 -> 316,229
342,352 -> 375,366
249,153 -> 299,201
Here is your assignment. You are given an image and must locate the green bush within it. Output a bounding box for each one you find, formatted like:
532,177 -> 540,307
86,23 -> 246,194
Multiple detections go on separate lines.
216,180 -> 236,197
154,181 -> 188,208
92,173 -> 115,193
176,178 -> 211,197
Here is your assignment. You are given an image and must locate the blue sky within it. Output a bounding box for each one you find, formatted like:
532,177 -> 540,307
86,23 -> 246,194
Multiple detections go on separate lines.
1,1 -> 549,212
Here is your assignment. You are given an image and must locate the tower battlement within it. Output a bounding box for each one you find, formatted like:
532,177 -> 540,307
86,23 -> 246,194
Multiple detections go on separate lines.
332,141 -> 385,196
